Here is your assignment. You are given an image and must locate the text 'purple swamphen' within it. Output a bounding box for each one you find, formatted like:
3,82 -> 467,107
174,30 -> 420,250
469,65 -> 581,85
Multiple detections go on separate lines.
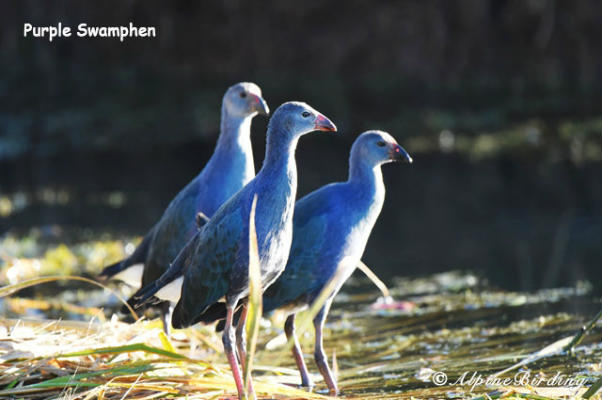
98,82 -> 269,332
133,102 -> 338,400
206,130 -> 411,395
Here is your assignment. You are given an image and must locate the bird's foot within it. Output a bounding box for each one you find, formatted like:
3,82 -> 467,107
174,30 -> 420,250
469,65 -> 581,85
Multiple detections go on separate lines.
300,377 -> 314,390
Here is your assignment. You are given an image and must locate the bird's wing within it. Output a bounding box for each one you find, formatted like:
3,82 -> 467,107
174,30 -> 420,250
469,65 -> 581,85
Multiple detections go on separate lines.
99,225 -> 156,279
262,189 -> 336,312
171,209 -> 245,328
133,230 -> 200,307
140,177 -> 205,286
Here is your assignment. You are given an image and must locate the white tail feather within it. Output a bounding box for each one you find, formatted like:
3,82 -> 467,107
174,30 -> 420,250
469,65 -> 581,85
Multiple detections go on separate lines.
155,276 -> 183,303
113,263 -> 144,288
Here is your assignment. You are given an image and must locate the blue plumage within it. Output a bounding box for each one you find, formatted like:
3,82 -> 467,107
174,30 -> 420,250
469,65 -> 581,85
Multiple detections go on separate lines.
99,82 -> 268,329
176,131 -> 411,396
265,131 -> 412,313
263,131 -> 411,395
134,101 -> 337,400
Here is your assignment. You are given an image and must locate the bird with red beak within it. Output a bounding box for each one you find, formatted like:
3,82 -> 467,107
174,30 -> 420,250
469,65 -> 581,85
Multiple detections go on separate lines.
134,102 -> 338,400
99,82 -> 269,334
199,130 -> 412,396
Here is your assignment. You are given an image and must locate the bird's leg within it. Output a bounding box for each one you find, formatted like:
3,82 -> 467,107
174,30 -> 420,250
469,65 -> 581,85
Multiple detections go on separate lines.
235,304 -> 248,365
160,301 -> 173,337
235,303 -> 256,398
313,304 -> 338,396
223,304 -> 246,399
284,313 -> 313,388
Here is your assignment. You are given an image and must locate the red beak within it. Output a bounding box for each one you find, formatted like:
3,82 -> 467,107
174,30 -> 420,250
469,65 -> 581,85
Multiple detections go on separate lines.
390,144 -> 413,163
314,114 -> 337,132
250,94 -> 270,115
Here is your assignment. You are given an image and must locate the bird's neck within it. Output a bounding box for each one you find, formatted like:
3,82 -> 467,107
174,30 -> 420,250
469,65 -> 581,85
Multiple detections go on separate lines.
254,127 -> 299,216
345,161 -> 386,240
261,128 -> 299,176
250,127 -> 299,246
214,108 -> 254,160
349,159 -> 384,195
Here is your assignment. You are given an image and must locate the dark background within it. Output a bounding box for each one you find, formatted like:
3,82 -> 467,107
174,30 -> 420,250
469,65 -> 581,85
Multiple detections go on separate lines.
0,1 -> 600,292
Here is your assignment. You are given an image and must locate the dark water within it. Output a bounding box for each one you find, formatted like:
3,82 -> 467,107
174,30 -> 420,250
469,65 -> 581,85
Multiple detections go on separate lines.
1,143 -> 600,294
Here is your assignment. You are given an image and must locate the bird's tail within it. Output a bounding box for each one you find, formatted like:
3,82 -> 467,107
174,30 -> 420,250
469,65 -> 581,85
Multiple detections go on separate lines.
195,302 -> 228,325
133,232 -> 199,308
98,231 -> 153,279
120,289 -> 163,315
98,259 -> 127,280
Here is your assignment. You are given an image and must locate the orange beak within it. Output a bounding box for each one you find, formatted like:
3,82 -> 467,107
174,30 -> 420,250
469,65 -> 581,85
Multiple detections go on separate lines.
314,114 -> 337,132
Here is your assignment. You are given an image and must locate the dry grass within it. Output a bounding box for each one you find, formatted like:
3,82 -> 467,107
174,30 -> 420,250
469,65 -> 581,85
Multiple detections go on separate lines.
0,268 -> 600,399
0,316 -> 331,399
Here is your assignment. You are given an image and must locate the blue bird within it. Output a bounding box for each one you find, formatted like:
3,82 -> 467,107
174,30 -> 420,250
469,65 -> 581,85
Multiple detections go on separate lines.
134,101 -> 337,399
204,131 -> 411,395
263,131 -> 411,395
99,82 -> 269,331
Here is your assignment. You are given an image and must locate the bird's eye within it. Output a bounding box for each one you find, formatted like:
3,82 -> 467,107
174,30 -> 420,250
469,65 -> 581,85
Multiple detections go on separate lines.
301,111 -> 311,118
239,92 -> 247,98
376,141 -> 386,147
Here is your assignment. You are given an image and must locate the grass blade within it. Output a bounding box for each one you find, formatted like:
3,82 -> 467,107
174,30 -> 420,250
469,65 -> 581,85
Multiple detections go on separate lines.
562,307 -> 602,353
59,343 -> 189,361
159,330 -> 177,353
493,307 -> 602,378
491,336 -> 573,377
0,364 -> 154,395
583,375 -> 602,399
244,194 -> 262,396
357,260 -> 392,301
0,275 -> 139,319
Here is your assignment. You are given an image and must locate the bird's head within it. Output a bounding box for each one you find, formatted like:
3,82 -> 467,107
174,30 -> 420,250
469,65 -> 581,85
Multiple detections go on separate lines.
223,82 -> 269,118
269,101 -> 337,138
352,130 -> 413,166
